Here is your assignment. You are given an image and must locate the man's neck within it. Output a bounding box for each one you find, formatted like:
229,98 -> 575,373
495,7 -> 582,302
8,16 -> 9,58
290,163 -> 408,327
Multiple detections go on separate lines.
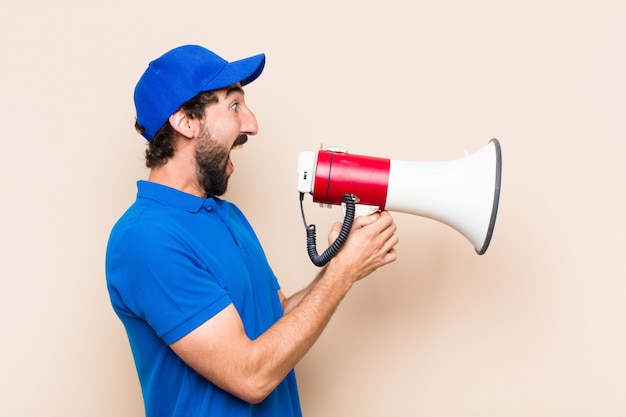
148,162 -> 205,198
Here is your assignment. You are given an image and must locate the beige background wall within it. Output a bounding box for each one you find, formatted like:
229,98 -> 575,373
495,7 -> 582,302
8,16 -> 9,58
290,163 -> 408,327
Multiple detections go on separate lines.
1,0 -> 624,416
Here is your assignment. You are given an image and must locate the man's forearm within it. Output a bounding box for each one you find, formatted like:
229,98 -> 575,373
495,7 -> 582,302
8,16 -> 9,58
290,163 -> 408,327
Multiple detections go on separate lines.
281,266 -> 327,314
253,264 -> 353,395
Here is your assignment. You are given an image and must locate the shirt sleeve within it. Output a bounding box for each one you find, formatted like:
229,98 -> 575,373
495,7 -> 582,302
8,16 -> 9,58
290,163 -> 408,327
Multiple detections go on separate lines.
107,221 -> 232,345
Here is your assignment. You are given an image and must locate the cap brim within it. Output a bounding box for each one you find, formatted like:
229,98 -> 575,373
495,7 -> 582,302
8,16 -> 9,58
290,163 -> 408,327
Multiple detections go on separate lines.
203,53 -> 265,91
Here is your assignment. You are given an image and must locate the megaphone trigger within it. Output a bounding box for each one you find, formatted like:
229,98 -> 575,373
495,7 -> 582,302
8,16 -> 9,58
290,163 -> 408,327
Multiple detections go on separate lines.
341,203 -> 380,217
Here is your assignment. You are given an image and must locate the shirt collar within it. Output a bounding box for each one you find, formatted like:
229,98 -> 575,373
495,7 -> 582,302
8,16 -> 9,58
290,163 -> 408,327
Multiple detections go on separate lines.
136,180 -> 221,213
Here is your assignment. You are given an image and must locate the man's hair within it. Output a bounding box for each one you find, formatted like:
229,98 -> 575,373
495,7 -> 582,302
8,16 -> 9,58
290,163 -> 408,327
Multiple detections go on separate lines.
136,91 -> 218,168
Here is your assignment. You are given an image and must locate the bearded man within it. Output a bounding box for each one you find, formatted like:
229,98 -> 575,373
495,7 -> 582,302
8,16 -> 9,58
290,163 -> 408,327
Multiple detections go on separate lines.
105,45 -> 398,417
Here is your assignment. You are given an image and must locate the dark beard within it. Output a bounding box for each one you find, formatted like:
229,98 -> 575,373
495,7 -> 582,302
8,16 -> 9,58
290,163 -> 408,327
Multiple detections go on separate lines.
195,135 -> 248,197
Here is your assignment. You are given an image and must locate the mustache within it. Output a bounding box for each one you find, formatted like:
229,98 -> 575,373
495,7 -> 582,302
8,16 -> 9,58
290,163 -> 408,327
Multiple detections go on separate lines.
232,135 -> 248,148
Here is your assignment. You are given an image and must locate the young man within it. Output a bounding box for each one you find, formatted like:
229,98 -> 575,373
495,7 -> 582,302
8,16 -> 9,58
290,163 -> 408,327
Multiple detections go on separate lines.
106,45 -> 398,417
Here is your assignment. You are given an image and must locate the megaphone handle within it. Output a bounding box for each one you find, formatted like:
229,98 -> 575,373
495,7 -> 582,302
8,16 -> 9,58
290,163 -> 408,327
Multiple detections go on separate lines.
304,194 -> 357,267
343,203 -> 380,217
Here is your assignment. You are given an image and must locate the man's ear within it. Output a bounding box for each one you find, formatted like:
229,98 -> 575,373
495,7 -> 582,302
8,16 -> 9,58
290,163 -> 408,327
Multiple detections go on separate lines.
169,109 -> 198,139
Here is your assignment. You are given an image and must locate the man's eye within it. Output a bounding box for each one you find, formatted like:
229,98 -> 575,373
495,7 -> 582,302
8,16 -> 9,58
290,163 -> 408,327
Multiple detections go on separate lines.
230,103 -> 239,111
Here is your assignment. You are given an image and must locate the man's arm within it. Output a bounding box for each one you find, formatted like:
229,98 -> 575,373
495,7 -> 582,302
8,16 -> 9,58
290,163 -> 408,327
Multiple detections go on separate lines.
170,211 -> 398,404
279,265 -> 326,314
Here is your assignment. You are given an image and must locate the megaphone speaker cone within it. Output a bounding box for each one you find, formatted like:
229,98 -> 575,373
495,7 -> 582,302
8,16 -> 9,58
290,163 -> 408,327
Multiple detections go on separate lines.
385,139 -> 502,254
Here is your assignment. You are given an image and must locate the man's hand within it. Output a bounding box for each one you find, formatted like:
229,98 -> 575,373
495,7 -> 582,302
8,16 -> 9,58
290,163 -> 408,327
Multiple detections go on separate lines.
326,211 -> 398,283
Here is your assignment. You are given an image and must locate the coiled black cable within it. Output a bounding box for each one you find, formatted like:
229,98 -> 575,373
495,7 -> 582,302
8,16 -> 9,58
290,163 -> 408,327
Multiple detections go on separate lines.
300,193 -> 357,267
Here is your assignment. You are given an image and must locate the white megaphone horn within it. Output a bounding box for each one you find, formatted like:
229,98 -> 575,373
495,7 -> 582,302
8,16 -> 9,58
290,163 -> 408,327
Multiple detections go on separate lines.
296,139 -> 502,266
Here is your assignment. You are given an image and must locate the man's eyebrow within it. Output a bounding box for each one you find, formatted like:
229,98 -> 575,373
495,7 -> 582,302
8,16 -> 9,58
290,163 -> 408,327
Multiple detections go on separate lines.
225,85 -> 245,97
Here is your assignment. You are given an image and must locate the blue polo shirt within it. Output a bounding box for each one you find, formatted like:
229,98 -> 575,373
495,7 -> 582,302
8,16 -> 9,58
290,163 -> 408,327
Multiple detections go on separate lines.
106,180 -> 301,417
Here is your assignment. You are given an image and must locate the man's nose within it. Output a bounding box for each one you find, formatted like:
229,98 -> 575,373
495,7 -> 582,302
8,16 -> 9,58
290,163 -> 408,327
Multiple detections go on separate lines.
241,108 -> 258,136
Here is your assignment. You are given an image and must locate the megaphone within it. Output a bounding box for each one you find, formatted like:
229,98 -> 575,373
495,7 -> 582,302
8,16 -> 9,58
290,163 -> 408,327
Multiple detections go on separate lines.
296,139 -> 502,266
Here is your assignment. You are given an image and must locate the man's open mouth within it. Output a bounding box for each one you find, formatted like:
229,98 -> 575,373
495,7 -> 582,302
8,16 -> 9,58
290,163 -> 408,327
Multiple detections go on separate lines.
231,134 -> 248,149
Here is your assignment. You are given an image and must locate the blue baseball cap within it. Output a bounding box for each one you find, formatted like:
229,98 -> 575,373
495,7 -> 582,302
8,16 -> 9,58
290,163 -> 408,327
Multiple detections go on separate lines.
134,45 -> 266,141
